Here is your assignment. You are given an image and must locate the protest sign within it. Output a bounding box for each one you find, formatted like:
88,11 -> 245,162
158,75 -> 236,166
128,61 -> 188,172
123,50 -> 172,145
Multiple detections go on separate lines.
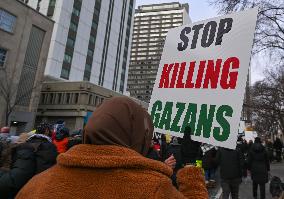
148,8 -> 258,149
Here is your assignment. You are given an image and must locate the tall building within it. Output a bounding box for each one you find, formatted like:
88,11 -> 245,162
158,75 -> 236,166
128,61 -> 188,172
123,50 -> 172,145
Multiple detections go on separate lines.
127,2 -> 190,102
24,0 -> 135,93
0,0 -> 54,133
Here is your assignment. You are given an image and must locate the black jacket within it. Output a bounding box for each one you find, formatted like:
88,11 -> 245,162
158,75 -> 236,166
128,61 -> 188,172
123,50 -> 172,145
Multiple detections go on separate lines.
216,147 -> 244,180
0,143 -> 35,199
0,135 -> 58,199
202,147 -> 217,170
166,144 -> 182,172
160,136 -> 168,161
273,139 -> 283,151
26,135 -> 58,173
146,147 -> 161,161
181,138 -> 201,165
248,143 -> 270,183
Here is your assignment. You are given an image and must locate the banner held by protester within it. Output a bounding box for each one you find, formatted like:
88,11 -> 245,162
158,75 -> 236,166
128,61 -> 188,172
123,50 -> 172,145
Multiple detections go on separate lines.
148,8 -> 258,149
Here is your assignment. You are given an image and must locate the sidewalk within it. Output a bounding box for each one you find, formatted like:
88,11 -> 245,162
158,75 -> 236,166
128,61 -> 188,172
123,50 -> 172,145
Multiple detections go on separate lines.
239,161 -> 284,199
211,161 -> 284,199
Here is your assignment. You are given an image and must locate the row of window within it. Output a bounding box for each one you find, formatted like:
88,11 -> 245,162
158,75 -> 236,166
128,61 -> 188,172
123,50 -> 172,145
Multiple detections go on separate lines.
40,92 -> 79,105
135,94 -> 151,101
129,70 -> 156,75
130,61 -> 160,66
134,14 -> 182,21
88,94 -> 104,106
132,37 -> 165,42
132,42 -> 164,47
131,89 -> 152,94
136,18 -> 182,25
131,55 -> 161,61
131,52 -> 161,57
131,46 -> 163,52
84,0 -> 101,81
128,84 -> 153,89
133,32 -> 168,38
40,92 -> 106,107
132,50 -> 162,55
128,79 -> 155,84
134,23 -> 178,29
128,74 -> 157,79
61,0 -> 83,79
134,28 -> 170,34
119,0 -> 134,93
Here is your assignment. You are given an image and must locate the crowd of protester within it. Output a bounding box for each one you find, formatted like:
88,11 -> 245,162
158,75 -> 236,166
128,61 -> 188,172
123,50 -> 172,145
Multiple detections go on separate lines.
0,96 -> 283,198
0,121 -> 83,199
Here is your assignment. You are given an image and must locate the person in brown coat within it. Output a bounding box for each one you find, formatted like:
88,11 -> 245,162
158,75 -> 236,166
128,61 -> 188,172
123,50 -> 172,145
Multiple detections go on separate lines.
16,97 -> 208,199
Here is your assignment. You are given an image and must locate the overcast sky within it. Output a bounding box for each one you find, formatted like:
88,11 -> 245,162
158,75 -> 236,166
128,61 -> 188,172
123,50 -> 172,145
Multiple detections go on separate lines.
135,0 -> 265,83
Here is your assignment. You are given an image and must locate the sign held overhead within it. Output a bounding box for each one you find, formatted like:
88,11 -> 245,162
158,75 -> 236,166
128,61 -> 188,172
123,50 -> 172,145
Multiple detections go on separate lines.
148,8 -> 258,149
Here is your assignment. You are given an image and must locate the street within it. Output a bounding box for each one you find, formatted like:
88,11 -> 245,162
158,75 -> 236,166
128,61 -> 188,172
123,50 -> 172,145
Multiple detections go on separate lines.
209,161 -> 284,199
239,162 -> 284,199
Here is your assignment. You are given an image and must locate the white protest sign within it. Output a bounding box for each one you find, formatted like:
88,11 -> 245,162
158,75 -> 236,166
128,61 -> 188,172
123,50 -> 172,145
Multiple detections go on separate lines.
148,8 -> 258,149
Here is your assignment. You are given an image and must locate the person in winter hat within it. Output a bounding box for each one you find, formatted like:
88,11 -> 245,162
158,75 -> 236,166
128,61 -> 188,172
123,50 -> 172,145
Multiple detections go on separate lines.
165,136 -> 182,187
248,137 -> 270,199
0,122 -> 57,199
146,139 -> 161,161
53,127 -> 69,153
181,126 -> 202,166
273,138 -> 283,162
201,143 -> 217,187
215,142 -> 244,199
16,96 -> 208,199
160,134 -> 168,161
51,120 -> 65,141
0,126 -> 10,136
0,136 -> 35,199
0,126 -> 12,170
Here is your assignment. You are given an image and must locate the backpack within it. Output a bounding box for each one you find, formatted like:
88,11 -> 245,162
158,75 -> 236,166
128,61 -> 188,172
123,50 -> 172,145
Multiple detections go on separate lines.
270,176 -> 284,198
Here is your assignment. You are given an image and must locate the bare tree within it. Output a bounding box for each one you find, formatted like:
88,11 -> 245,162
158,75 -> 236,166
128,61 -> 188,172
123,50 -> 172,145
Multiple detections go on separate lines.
209,0 -> 284,62
0,65 -> 40,126
250,66 -> 284,134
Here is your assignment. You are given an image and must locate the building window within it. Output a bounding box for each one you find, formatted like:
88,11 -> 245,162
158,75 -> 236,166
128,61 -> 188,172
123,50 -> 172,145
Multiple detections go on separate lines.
0,48 -> 7,68
56,93 -> 62,104
40,93 -> 45,104
66,38 -> 75,48
69,22 -> 77,32
87,49 -> 93,57
66,93 -> 71,104
48,93 -> 54,104
72,7 -> 80,17
92,21 -> 98,29
61,67 -> 70,79
89,35 -> 96,43
84,70 -> 91,81
74,93 -> 79,104
47,0 -> 56,17
64,53 -> 72,63
0,9 -> 16,33
85,64 -> 92,72
49,0 -> 56,6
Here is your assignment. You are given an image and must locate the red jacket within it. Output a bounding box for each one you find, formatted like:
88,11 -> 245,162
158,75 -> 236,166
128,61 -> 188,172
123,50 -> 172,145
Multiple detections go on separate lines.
53,138 -> 68,153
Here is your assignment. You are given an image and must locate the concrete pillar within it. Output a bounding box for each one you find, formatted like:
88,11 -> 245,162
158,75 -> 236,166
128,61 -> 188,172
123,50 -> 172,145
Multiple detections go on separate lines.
74,116 -> 84,130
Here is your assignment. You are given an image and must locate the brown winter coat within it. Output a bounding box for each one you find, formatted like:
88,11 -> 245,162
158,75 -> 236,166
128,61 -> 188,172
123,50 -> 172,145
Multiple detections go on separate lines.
16,144 -> 208,199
